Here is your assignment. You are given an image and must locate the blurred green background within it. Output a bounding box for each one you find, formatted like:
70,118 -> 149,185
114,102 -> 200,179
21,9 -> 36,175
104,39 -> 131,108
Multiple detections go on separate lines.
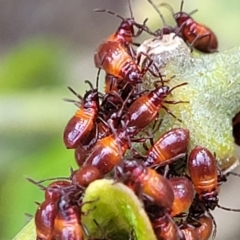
1,0 -> 240,239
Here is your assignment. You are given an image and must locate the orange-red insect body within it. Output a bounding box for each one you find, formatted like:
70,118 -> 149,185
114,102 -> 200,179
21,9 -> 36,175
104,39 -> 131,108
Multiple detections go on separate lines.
104,74 -> 134,105
169,177 -> 194,217
144,128 -> 189,167
188,146 -> 240,217
73,124 -> 101,167
174,12 -> 218,53
74,144 -> 89,167
126,83 -> 187,135
35,200 -> 57,240
33,180 -> 82,240
35,181 -> 73,240
151,214 -> 182,240
63,87 -> 99,149
94,7 -> 147,85
45,180 -> 72,202
84,128 -> 130,175
94,41 -> 142,84
159,0 -> 218,53
181,226 -> 199,240
124,161 -> 174,210
97,121 -> 111,140
188,146 -> 218,209
71,165 -> 103,188
196,215 -> 213,240
104,74 -> 120,93
54,198 -> 83,240
158,0 -> 217,54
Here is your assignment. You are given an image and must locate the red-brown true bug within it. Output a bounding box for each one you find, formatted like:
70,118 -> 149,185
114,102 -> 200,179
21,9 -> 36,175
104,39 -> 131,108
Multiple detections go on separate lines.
35,199 -> 57,240
94,0 -> 146,53
180,226 -> 199,240
97,120 -> 112,140
178,213 -> 212,240
123,160 -> 174,210
82,88 -> 137,176
104,74 -> 120,94
161,0 -> 218,53
44,180 -> 72,202
53,197 -> 83,240
95,40 -> 153,85
83,127 -> 131,176
152,217 -> 182,240
73,93 -> 132,176
74,85 -> 134,167
74,144 -> 90,167
143,128 -> 189,167
104,73 -> 135,106
63,70 -> 101,149
71,165 -> 103,188
186,146 -> 240,238
169,177 -> 194,217
147,207 -> 184,240
94,0 -> 158,85
188,146 -> 240,213
195,215 -> 213,240
73,121 -> 101,168
188,146 -> 218,208
126,81 -> 188,135
186,195 -> 217,239
30,180 -> 72,240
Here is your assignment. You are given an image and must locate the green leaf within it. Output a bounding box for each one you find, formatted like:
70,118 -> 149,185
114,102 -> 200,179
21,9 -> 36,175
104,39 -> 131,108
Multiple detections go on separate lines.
82,179 -> 157,240
12,220 -> 35,240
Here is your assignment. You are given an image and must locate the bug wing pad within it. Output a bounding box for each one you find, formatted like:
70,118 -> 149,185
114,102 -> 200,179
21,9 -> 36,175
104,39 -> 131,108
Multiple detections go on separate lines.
63,112 -> 94,149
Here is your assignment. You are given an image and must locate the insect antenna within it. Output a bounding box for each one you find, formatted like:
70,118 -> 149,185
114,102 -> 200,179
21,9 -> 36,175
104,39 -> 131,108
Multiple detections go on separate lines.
180,0 -> 184,13
159,3 -> 175,18
147,0 -> 167,26
217,204 -> 240,212
127,0 -> 134,19
67,86 -> 83,101
27,176 -> 69,185
94,9 -> 125,21
84,80 -> 94,90
169,82 -> 188,94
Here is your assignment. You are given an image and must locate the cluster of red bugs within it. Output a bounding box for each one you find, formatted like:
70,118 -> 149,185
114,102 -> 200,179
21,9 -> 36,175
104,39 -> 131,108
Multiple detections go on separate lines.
28,0 -> 240,240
